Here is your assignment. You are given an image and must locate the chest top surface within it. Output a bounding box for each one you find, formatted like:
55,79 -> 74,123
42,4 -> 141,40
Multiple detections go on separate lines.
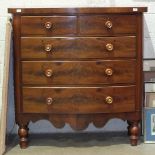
8,7 -> 147,15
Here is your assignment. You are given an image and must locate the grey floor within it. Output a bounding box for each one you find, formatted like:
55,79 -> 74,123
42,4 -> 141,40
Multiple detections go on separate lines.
4,132 -> 155,155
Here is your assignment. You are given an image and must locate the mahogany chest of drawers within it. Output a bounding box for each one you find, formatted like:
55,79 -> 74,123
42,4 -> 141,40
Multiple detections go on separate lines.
8,7 -> 147,148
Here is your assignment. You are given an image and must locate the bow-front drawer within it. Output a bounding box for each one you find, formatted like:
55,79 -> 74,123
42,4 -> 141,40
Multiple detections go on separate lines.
79,15 -> 137,35
22,60 -> 136,85
22,86 -> 136,114
21,36 -> 136,59
21,16 -> 77,36
9,7 -> 147,147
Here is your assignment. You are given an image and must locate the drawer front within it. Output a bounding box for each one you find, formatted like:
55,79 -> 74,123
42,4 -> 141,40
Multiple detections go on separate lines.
79,15 -> 137,35
22,60 -> 136,85
22,86 -> 136,114
21,16 -> 77,36
21,36 -> 136,59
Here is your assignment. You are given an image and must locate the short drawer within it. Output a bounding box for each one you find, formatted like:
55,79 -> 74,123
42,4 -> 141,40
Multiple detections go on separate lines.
21,16 -> 77,36
22,86 -> 136,114
22,60 -> 136,85
79,15 -> 137,35
21,36 -> 136,59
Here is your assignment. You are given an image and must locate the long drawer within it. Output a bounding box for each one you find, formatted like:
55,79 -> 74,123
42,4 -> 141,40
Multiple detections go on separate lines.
22,60 -> 136,85
21,16 -> 77,36
21,36 -> 136,59
79,15 -> 137,35
22,86 -> 136,114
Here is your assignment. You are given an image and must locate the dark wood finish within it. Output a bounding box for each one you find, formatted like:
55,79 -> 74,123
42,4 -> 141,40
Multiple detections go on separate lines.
22,86 -> 136,114
135,14 -> 143,111
9,7 -> 147,148
129,121 -> 140,146
8,7 -> 147,14
18,123 -> 29,149
12,15 -> 22,116
21,36 -> 136,59
22,60 -> 136,85
16,112 -> 141,131
79,15 -> 137,35
21,16 -> 77,36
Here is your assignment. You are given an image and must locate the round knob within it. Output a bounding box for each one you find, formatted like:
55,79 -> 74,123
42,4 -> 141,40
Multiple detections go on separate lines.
45,22 -> 52,29
45,69 -> 53,77
105,20 -> 113,29
105,68 -> 113,76
46,97 -> 53,105
106,43 -> 114,51
105,96 -> 113,104
45,44 -> 52,52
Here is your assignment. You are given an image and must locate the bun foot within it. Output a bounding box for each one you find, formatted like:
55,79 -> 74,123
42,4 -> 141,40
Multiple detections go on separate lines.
129,121 -> 139,146
18,124 -> 29,149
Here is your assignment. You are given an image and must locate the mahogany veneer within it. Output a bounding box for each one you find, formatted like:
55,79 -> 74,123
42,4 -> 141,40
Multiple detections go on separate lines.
8,7 -> 147,148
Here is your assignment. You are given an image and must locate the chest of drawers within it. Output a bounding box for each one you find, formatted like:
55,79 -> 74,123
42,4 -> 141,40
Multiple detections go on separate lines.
8,7 -> 147,148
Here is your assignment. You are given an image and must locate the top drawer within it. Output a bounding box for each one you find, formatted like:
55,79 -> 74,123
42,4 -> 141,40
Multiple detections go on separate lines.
21,16 -> 77,36
79,15 -> 137,36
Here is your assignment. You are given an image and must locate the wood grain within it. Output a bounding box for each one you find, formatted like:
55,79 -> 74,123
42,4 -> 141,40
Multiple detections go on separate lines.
21,16 -> 77,36
21,36 -> 136,59
22,86 -> 136,114
8,7 -> 148,14
22,60 -> 136,85
9,7 -> 147,147
79,15 -> 137,35
16,112 -> 141,131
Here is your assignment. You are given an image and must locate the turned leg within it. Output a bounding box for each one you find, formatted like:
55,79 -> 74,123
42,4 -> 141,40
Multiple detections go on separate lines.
18,123 -> 29,149
129,121 -> 140,146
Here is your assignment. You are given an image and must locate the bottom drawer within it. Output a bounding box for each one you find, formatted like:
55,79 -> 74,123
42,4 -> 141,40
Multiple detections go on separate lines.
22,86 -> 136,114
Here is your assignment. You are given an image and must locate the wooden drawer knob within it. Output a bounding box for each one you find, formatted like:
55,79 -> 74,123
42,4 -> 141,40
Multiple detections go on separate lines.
46,97 -> 53,105
45,22 -> 52,29
45,69 -> 53,77
105,20 -> 113,29
45,44 -> 52,52
105,96 -> 113,104
106,43 -> 114,51
105,68 -> 113,76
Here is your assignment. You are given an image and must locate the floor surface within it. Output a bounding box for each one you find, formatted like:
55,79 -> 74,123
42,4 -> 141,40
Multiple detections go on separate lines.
4,132 -> 155,155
